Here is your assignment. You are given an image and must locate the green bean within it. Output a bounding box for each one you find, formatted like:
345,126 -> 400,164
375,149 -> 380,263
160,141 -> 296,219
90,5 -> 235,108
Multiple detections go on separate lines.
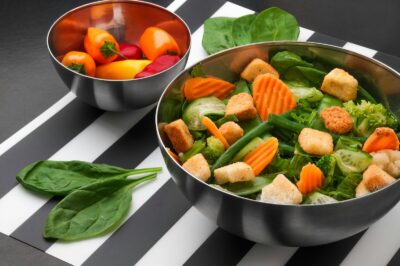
279,143 -> 295,157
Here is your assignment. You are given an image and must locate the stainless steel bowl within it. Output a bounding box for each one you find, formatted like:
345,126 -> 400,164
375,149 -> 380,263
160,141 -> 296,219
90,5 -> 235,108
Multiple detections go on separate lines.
47,0 -> 191,111
156,42 -> 400,246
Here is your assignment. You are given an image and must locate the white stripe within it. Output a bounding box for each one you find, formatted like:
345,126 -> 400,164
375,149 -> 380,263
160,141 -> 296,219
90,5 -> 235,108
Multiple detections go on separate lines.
136,207 -> 217,266
341,202 -> 400,266
0,92 -> 75,156
0,105 -> 153,235
46,148 -> 171,265
299,27 -> 315,42
343,42 -> 377,58
238,245 -> 297,266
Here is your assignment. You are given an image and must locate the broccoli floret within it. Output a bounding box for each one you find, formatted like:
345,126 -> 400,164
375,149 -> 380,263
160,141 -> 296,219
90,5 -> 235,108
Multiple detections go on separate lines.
202,136 -> 225,164
179,140 -> 206,162
343,100 -> 398,137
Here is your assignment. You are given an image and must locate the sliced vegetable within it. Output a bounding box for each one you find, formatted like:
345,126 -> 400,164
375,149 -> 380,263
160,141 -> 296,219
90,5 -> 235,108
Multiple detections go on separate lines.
201,116 -> 230,148
335,136 -> 362,151
84,27 -> 122,64
362,127 -> 399,153
179,140 -> 206,162
224,172 -> 280,196
297,163 -> 324,194
182,96 -> 226,130
16,160 -> 161,196
61,51 -> 96,76
288,86 -> 323,102
252,74 -> 297,120
244,137 -> 279,175
202,17 -> 235,55
183,77 -> 235,101
232,137 -> 264,163
43,174 -> 156,241
96,60 -> 151,80
333,149 -> 372,175
135,55 -> 180,78
232,14 -> 256,46
139,26 -> 181,60
303,192 -> 338,204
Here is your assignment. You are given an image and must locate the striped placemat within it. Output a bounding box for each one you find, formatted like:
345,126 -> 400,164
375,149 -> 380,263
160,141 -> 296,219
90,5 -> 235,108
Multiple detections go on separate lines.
1,0 -> 400,265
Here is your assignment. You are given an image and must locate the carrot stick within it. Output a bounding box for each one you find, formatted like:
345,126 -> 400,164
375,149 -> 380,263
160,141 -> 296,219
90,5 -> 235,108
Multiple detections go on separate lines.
252,74 -> 297,121
183,77 -> 235,101
243,137 -> 278,175
201,116 -> 230,149
296,163 -> 324,194
166,148 -> 180,163
362,127 -> 399,153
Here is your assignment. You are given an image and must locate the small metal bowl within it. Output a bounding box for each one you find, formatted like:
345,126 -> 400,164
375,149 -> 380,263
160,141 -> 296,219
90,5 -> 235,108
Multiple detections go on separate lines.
47,0 -> 191,111
156,41 -> 400,246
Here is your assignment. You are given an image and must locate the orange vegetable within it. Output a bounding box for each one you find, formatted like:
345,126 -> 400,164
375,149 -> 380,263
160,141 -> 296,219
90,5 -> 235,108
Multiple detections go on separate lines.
201,116 -> 229,149
96,60 -> 151,80
183,77 -> 235,101
84,27 -> 122,64
61,51 -> 96,76
252,73 -> 297,120
362,127 -> 399,153
243,137 -> 278,176
166,148 -> 180,162
297,163 -> 324,194
139,26 -> 181,60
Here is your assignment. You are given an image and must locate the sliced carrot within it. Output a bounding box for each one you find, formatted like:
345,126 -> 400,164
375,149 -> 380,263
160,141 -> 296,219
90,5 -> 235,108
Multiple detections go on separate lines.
201,116 -> 229,149
166,148 -> 180,163
296,163 -> 324,194
252,73 -> 297,120
363,127 -> 399,153
243,137 -> 278,176
183,77 -> 235,101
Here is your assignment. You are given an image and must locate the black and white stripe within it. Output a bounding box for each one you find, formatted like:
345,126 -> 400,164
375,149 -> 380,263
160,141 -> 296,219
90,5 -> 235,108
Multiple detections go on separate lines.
0,1 -> 400,266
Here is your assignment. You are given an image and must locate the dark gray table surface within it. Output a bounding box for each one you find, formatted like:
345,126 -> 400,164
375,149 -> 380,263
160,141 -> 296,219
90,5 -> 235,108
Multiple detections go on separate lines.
0,0 -> 399,265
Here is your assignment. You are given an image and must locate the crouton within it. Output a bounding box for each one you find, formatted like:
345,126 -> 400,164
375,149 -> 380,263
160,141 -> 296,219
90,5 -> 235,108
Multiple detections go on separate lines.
321,68 -> 358,102
320,106 -> 353,134
214,162 -> 255,185
219,121 -> 244,145
371,150 -> 400,178
182,154 -> 211,182
298,128 -> 333,156
240,58 -> 279,82
164,119 -> 194,153
356,164 -> 395,197
225,93 -> 257,121
260,174 -> 302,204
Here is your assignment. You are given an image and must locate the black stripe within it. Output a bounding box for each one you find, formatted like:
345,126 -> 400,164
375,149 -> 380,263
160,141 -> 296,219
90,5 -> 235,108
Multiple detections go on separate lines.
148,0 -> 175,6
285,231 -> 365,266
83,179 -> 191,266
308,32 -> 346,47
11,109 -> 158,250
183,228 -> 254,266
0,100 -> 103,199
374,52 -> 400,73
387,248 -> 400,266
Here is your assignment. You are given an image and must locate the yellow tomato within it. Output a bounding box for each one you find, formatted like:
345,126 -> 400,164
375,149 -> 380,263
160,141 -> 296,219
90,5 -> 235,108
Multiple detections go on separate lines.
95,60 -> 151,80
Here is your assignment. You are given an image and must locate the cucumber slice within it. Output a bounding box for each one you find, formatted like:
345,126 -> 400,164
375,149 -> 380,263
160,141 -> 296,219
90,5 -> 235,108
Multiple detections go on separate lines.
333,149 -> 372,175
182,97 -> 226,130
304,192 -> 338,205
231,137 -> 264,163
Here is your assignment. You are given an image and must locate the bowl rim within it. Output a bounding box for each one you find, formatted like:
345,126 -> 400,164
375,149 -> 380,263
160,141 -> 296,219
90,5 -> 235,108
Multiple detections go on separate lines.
46,0 -> 192,82
155,40 -> 400,208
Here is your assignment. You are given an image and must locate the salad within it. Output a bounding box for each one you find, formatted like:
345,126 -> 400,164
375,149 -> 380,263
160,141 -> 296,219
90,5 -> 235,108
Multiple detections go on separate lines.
160,50 -> 400,205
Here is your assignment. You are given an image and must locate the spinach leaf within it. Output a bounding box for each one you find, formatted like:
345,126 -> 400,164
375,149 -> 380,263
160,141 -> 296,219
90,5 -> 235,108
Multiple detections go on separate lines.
224,172 -> 280,196
43,174 -> 156,241
232,14 -> 256,46
17,160 -> 161,196
250,7 -> 299,42
230,80 -> 251,96
270,51 -> 313,75
202,17 -> 235,55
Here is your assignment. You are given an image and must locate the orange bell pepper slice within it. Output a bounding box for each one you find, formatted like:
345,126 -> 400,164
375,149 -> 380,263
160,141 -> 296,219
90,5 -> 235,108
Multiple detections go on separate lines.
139,26 -> 181,61
61,51 -> 96,76
84,27 -> 122,64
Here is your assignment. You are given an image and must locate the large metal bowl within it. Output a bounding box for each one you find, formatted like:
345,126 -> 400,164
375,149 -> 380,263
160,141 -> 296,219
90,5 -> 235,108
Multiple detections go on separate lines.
47,0 -> 191,111
156,42 -> 400,246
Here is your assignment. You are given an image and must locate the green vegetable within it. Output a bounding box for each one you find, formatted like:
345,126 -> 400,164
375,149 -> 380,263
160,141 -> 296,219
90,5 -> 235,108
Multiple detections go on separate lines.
343,100 -> 398,137
215,115 -> 238,127
287,144 -> 312,179
43,174 -> 156,241
16,160 -> 161,196
329,173 -> 362,200
357,85 -> 376,103
203,137 -> 225,164
333,149 -> 372,175
303,192 -> 338,204
232,14 -> 256,46
316,155 -> 336,188
182,97 -> 226,130
202,17 -> 235,55
190,64 -> 206,77
230,80 -> 251,96
212,121 -> 272,171
310,94 -> 343,130
180,140 -> 206,162
270,51 -> 313,74
250,7 -> 299,42
289,87 -> 323,102
278,143 -> 295,157
268,114 -> 305,134
335,136 -> 362,151
295,66 -> 326,87
159,87 -> 184,123
239,116 -> 262,134
231,137 -> 264,162
224,172 -> 280,196
267,153 -> 290,173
